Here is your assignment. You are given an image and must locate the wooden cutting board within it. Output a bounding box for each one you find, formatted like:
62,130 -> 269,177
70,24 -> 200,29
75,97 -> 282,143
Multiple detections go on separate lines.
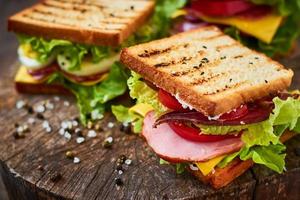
1,2 -> 300,199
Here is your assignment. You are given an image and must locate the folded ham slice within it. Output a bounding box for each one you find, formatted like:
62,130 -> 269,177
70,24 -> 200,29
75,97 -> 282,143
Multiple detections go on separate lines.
142,112 -> 244,162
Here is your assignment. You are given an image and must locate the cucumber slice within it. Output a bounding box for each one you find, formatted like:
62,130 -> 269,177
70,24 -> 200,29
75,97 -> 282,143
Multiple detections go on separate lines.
58,53 -> 120,76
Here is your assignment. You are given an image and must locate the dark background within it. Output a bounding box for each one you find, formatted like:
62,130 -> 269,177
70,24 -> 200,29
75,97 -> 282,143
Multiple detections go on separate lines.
0,1 -> 36,199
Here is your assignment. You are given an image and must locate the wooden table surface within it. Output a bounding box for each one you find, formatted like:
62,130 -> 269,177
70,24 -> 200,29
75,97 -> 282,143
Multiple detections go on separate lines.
1,1 -> 300,200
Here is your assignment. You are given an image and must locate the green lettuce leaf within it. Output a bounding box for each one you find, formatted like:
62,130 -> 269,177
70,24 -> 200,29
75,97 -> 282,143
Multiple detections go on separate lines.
111,105 -> 144,134
212,97 -> 300,173
17,34 -> 112,70
159,159 -> 186,174
251,0 -> 300,17
175,163 -> 186,174
218,144 -> 286,173
112,71 -> 168,133
199,97 -> 300,147
127,72 -> 167,115
48,62 -> 128,124
125,0 -> 187,45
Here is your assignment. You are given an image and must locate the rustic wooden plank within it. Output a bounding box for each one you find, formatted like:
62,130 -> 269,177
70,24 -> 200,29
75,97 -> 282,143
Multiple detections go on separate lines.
0,90 -> 256,199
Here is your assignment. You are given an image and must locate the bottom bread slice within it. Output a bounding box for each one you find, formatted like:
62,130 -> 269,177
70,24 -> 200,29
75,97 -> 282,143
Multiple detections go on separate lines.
189,131 -> 296,189
15,81 -> 70,94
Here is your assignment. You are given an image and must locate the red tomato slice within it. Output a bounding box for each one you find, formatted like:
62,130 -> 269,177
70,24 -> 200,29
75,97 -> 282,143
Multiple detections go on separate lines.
219,104 -> 248,121
190,0 -> 255,17
158,89 -> 184,111
169,122 -> 241,142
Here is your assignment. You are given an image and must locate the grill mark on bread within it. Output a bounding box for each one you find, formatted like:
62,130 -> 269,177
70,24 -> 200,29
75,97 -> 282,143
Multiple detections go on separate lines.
216,43 -> 238,52
190,73 -> 224,85
49,0 -> 107,10
42,2 -> 98,12
170,57 -> 221,78
139,47 -> 172,58
22,13 -> 124,31
42,2 -> 134,20
234,55 -> 244,59
51,0 -> 145,16
154,56 -> 193,68
32,8 -> 129,25
138,43 -> 190,58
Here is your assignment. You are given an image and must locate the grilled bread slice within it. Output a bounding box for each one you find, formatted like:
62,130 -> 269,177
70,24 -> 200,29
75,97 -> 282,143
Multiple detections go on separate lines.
8,0 -> 155,46
121,26 -> 294,116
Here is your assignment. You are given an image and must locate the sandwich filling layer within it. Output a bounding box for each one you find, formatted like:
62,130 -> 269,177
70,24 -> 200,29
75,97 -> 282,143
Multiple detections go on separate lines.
113,72 -> 300,176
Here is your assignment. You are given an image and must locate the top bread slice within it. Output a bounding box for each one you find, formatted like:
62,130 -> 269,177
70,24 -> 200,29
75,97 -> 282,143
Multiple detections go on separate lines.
121,26 -> 294,116
8,0 -> 155,46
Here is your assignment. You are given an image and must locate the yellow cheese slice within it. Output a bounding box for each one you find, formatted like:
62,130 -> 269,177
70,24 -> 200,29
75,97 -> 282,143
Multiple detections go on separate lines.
172,9 -> 188,19
200,13 -> 283,44
195,155 -> 227,176
15,66 -> 46,84
129,103 -> 154,117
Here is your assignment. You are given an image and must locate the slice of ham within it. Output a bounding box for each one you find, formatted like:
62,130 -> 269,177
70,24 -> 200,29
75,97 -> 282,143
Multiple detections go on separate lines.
142,112 -> 244,163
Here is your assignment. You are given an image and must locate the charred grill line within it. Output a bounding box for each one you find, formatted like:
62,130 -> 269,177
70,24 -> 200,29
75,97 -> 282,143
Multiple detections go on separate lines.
234,55 -> 244,59
154,56 -> 193,68
139,47 -> 172,58
138,43 -> 190,58
190,73 -> 224,86
52,0 -> 107,9
215,43 -> 237,52
43,1 -> 135,20
32,8 -> 129,25
169,56 -> 221,78
23,14 -> 124,31
54,0 -> 145,15
42,2 -> 95,13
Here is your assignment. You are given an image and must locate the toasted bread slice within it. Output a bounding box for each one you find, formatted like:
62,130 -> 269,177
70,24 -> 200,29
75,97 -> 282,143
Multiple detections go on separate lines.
15,81 -> 70,95
189,131 -> 296,189
121,26 -> 294,116
8,0 -> 155,46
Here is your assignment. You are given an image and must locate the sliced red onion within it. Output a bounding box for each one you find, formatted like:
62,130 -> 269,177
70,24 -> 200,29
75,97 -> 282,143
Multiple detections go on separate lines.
154,106 -> 271,127
174,21 -> 209,33
27,64 -> 59,80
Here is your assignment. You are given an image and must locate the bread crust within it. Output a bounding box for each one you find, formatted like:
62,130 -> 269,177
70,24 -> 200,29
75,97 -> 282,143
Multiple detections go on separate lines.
8,0 -> 155,46
121,26 -> 294,116
15,81 -> 70,95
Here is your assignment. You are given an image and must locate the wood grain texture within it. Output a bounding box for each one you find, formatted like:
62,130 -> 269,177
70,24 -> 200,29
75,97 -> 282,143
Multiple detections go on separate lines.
1,1 -> 300,200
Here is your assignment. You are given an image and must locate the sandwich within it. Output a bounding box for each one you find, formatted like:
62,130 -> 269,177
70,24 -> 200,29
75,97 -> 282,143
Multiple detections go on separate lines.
172,0 -> 300,57
113,26 -> 300,188
8,0 -> 186,124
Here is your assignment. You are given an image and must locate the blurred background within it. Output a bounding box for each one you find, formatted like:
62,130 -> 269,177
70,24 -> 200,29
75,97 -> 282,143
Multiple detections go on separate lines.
0,1 -> 36,199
